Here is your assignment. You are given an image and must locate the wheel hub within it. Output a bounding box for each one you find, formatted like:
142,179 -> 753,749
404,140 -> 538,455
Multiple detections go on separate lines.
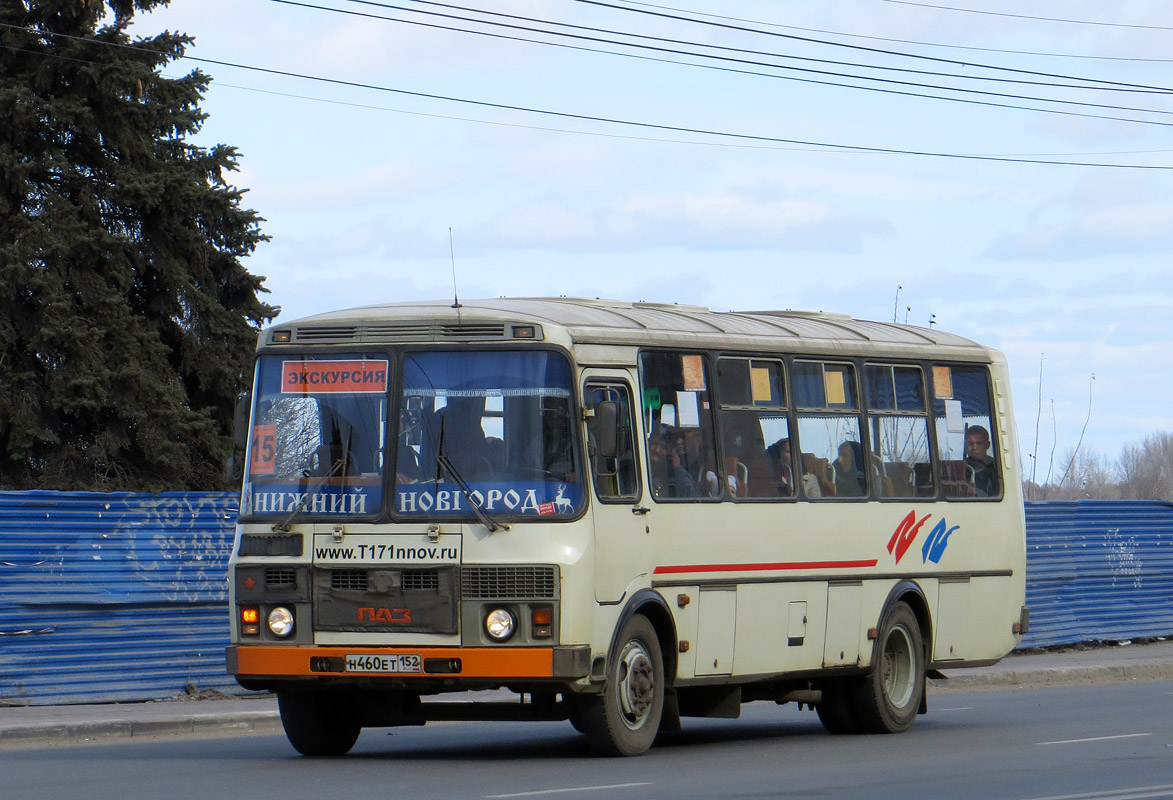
616,641 -> 654,729
881,624 -> 916,708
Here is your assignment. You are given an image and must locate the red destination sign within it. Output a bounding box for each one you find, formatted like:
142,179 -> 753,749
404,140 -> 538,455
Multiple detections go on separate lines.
281,360 -> 389,394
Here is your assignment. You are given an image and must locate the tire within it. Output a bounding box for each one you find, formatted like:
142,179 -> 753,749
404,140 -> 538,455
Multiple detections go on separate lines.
278,691 -> 362,756
851,601 -> 925,734
815,678 -> 863,735
579,615 -> 665,756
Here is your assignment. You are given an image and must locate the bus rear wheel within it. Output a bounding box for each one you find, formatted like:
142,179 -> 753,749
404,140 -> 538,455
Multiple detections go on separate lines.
278,690 -> 362,756
851,601 -> 925,734
579,615 -> 665,756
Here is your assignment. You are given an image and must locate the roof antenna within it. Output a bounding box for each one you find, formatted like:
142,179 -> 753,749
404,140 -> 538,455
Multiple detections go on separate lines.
449,227 -> 462,310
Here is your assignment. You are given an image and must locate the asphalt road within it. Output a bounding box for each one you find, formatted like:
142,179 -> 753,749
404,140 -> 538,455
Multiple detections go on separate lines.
4,681 -> 1172,800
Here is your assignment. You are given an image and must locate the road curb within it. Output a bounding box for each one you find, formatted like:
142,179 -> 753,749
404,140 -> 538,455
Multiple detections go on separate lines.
0,710 -> 282,747
929,662 -> 1173,692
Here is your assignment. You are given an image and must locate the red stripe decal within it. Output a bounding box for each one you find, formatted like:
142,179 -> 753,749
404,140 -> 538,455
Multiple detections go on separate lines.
653,559 -> 879,575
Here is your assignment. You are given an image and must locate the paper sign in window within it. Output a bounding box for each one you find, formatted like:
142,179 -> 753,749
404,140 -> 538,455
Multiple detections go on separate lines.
681,355 -> 706,391
945,399 -> 964,433
933,366 -> 953,399
250,425 -> 277,475
676,391 -> 701,428
824,369 -> 847,405
750,366 -> 774,404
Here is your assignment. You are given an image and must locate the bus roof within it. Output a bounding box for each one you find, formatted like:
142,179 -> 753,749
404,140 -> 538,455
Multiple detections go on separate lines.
265,297 -> 994,359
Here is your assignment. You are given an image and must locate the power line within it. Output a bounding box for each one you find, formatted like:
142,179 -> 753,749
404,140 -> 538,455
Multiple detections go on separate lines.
4,21 -> 1171,169
277,1 -> 1173,128
600,0 -> 1173,63
209,80 -> 1173,159
561,0 -> 1173,90
198,80 -> 1173,159
880,0 -> 1173,31
201,81 -> 854,151
414,0 -> 1171,94
142,55 -> 1173,169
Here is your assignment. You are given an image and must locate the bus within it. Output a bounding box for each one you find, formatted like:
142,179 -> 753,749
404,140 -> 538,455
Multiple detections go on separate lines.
226,298 -> 1028,757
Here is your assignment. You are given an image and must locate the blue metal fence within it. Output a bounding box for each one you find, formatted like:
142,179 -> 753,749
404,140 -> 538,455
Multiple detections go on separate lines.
0,491 -> 240,705
1022,500 -> 1173,648
2,493 -> 1172,705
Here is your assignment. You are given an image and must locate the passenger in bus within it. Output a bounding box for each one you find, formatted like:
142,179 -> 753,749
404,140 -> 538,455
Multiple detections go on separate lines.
395,440 -> 421,483
429,395 -> 489,478
536,401 -> 577,483
800,454 -> 827,498
965,425 -> 998,496
394,404 -> 424,483
676,428 -> 720,496
647,427 -> 700,498
834,441 -> 867,497
766,438 -> 795,496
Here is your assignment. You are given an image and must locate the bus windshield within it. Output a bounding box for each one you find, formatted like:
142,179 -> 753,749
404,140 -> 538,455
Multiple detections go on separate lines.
241,354 -> 388,520
395,350 -> 583,520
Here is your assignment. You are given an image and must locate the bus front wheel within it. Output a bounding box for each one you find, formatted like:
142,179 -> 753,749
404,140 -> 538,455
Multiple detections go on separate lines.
278,690 -> 362,756
852,601 -> 925,734
579,615 -> 665,756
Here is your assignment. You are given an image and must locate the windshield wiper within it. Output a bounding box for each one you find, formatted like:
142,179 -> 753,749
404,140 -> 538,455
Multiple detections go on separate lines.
433,419 -> 508,533
435,453 -> 509,533
272,436 -> 352,532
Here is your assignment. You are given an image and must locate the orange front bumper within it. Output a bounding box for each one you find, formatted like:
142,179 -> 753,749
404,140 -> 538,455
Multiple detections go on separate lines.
228,644 -> 562,680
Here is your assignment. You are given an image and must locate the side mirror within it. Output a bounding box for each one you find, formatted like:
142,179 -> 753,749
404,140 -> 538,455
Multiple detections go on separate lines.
595,401 -> 620,459
227,392 -> 251,484
232,392 -> 251,451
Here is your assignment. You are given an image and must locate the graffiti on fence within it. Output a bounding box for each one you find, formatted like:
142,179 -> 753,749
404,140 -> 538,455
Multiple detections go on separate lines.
1104,527 -> 1143,590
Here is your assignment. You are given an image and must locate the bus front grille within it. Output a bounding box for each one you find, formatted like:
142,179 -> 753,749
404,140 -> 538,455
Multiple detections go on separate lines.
287,322 -> 509,344
402,569 -> 440,590
331,569 -> 368,591
265,568 -> 297,588
440,323 -> 506,340
293,325 -> 359,342
461,566 -> 558,599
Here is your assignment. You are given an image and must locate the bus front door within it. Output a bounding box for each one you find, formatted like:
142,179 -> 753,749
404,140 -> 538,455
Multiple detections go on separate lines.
583,376 -> 651,604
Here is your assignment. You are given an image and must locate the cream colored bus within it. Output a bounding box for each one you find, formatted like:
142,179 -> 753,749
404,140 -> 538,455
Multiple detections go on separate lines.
226,298 -> 1027,757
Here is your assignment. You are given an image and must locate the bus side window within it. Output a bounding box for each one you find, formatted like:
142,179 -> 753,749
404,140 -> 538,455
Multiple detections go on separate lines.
793,360 -> 865,500
585,383 -> 639,499
717,357 -> 792,499
931,364 -> 1002,499
639,352 -> 720,501
864,364 -> 931,498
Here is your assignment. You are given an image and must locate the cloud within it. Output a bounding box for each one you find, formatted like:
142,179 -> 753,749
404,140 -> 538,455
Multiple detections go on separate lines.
470,190 -> 891,253
984,203 -> 1173,259
265,162 -> 459,209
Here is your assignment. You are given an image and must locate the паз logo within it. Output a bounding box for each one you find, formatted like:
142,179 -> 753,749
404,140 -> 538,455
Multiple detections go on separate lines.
358,607 -> 412,623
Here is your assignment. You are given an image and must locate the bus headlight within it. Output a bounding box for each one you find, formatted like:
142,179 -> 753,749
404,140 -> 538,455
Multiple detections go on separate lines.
268,606 -> 295,638
484,608 -> 516,641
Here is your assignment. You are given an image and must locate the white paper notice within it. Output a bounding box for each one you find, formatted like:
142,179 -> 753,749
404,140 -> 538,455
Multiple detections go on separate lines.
945,399 -> 964,433
677,391 -> 701,428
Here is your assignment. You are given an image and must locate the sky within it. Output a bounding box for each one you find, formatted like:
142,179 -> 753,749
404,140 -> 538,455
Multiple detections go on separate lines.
126,0 -> 1173,481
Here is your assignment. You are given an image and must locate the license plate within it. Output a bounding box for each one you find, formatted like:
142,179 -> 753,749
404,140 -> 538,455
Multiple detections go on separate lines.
344,653 -> 422,673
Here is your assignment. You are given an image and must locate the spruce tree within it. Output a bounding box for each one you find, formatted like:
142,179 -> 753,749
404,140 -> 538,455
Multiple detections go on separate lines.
0,0 -> 277,491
